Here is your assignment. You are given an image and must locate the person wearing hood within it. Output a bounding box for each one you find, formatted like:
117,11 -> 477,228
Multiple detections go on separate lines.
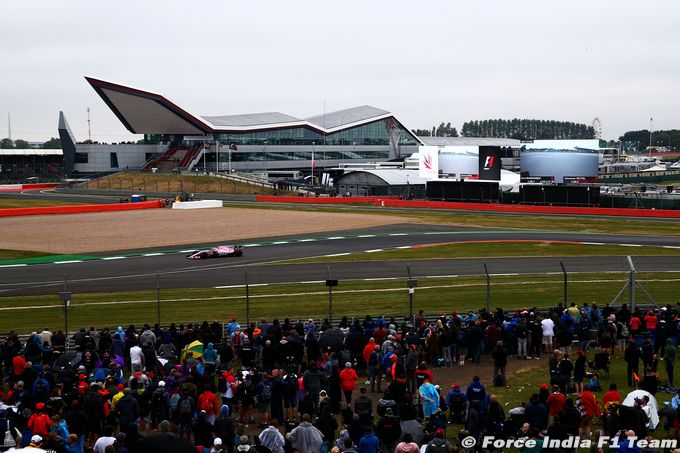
289,414 -> 324,453
259,421 -> 285,453
395,433 -> 419,453
424,428 -> 452,452
664,337 -> 676,386
203,342 -> 218,373
214,405 -> 234,452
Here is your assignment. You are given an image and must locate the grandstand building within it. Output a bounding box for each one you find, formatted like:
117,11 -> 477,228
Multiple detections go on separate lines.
60,77 -> 422,176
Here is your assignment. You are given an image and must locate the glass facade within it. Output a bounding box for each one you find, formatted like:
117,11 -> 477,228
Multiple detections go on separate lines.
213,119 -> 417,147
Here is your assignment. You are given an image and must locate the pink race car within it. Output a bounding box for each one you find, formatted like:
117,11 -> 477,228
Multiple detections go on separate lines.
185,245 -> 244,260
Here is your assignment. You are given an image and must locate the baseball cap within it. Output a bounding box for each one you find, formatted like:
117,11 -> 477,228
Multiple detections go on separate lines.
31,435 -> 43,444
35,402 -> 45,410
214,438 -> 222,446
158,381 -> 166,387
435,428 -> 445,438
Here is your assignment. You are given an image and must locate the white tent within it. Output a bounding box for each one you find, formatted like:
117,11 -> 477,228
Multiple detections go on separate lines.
622,389 -> 659,429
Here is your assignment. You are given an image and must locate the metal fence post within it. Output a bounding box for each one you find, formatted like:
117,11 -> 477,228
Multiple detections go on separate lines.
325,266 -> 338,326
406,264 -> 418,321
156,272 -> 161,325
560,261 -> 567,306
483,263 -> 490,312
627,256 -> 636,311
245,269 -> 250,327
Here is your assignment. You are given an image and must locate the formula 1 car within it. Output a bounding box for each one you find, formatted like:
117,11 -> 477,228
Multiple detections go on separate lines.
185,245 -> 243,260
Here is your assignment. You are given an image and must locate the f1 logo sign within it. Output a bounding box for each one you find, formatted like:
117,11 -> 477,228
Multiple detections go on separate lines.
483,155 -> 495,170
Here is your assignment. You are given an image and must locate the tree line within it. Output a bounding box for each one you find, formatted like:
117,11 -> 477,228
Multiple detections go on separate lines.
460,119 -> 595,139
619,129 -> 680,150
411,122 -> 458,137
0,137 -> 61,149
413,119 -> 596,140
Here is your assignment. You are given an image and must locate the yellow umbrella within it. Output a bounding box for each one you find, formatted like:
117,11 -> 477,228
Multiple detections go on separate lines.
180,340 -> 203,363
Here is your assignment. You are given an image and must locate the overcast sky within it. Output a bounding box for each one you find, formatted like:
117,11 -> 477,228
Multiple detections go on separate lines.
1,0 -> 679,143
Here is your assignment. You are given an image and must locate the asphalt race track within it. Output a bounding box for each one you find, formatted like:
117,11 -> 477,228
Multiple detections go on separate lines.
2,223 -> 680,296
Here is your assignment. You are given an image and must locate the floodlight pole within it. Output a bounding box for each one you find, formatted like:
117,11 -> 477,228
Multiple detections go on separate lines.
483,263 -> 490,312
560,261 -> 567,306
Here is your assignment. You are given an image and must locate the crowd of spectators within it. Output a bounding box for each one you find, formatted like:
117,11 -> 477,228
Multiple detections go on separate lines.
0,301 -> 678,453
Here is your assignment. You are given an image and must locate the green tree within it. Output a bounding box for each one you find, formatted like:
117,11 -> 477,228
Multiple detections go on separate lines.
42,137 -> 61,149
14,139 -> 30,149
0,138 -> 14,149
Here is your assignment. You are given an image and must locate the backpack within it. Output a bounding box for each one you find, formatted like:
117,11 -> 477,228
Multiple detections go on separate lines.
178,397 -> 192,417
260,383 -> 272,402
619,322 -> 629,338
426,438 -> 451,453
169,393 -> 180,411
369,351 -> 380,367
152,390 -> 166,412
285,374 -> 298,396
339,349 -> 352,366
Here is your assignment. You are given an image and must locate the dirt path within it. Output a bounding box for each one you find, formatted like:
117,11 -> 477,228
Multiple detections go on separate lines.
0,207 -> 409,254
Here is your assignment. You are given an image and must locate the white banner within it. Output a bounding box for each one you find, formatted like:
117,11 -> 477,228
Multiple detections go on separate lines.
418,146 -> 440,179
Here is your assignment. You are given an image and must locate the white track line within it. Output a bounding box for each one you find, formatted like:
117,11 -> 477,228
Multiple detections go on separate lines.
662,246 -> 680,249
271,241 -> 289,245
357,234 -> 376,238
142,253 -> 163,257
53,260 -> 82,264
0,264 -> 27,268
102,256 -> 126,260
620,244 -> 642,247
366,249 -> 384,253
325,253 -> 351,257
327,237 -> 345,240
582,242 -> 605,246
298,239 -> 317,242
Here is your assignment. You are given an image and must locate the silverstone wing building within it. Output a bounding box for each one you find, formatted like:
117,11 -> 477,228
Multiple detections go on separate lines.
60,77 -> 422,175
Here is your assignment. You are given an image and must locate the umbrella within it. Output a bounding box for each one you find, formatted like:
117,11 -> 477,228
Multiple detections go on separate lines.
318,328 -> 344,353
52,352 -> 82,370
180,340 -> 203,363
622,389 -> 659,429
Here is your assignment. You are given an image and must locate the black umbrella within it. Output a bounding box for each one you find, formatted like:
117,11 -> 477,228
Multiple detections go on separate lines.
52,352 -> 82,370
130,433 -> 195,453
318,328 -> 344,352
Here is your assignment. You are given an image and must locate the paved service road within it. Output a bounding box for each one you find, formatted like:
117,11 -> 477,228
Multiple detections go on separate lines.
1,224 -> 679,296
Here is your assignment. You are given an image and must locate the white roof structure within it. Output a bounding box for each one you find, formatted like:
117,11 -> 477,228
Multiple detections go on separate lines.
0,149 -> 63,156
85,77 -> 419,142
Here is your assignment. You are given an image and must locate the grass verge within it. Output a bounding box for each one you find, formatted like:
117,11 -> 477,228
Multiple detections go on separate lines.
273,241 -> 680,264
0,249 -> 58,261
225,202 -> 680,237
80,172 -> 291,196
0,272 -> 677,333
0,198 -> 87,209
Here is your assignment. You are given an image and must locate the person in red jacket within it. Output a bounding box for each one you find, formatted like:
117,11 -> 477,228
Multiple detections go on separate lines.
339,363 -> 358,405
27,402 -> 51,437
362,338 -> 376,385
601,383 -> 622,416
197,384 -> 219,425
12,352 -> 26,383
578,384 -> 601,439
546,385 -> 566,426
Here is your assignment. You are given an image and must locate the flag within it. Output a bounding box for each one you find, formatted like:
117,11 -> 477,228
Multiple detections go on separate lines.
311,151 -> 316,169
633,372 -> 640,382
